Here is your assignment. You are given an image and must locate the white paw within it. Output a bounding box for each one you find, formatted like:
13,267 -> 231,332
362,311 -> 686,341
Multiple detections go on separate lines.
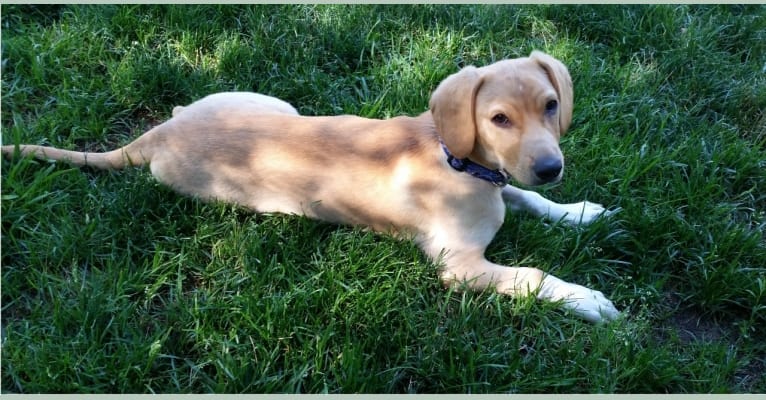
553,201 -> 615,226
538,275 -> 620,323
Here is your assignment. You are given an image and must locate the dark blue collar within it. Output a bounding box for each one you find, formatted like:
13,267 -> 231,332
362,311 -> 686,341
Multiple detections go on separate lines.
440,142 -> 508,187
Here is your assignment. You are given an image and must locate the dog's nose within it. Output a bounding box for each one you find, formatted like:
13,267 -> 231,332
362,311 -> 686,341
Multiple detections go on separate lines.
533,157 -> 563,183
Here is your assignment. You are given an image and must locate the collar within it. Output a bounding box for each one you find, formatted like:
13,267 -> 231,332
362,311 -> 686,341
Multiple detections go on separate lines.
440,142 -> 508,187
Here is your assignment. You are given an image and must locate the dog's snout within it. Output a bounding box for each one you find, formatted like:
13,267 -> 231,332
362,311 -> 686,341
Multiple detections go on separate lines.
533,157 -> 563,183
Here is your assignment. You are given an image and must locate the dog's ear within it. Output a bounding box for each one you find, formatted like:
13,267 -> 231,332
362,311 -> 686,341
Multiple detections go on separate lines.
530,51 -> 573,134
429,66 -> 483,159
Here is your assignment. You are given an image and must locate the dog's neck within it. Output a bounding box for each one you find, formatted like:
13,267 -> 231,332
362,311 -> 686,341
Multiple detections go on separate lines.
440,142 -> 508,187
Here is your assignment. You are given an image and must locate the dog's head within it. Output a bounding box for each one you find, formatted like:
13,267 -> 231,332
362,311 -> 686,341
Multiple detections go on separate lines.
430,51 -> 573,186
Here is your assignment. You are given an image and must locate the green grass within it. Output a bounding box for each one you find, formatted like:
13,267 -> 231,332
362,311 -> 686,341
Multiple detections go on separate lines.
2,4 -> 765,393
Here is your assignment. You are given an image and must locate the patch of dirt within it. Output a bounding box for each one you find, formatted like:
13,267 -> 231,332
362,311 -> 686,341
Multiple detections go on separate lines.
666,306 -> 730,344
657,293 -> 766,392
657,293 -> 734,345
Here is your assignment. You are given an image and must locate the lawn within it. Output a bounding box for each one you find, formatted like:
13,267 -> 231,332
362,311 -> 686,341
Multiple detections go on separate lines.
1,4 -> 764,393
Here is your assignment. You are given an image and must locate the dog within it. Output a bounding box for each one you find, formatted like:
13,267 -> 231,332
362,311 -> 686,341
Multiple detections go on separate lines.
2,51 -> 619,323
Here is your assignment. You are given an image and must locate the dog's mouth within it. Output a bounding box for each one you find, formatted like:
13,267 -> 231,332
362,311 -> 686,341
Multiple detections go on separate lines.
533,173 -> 563,186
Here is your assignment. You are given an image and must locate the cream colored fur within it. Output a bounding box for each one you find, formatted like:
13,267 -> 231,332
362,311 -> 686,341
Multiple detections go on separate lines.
2,51 -> 619,323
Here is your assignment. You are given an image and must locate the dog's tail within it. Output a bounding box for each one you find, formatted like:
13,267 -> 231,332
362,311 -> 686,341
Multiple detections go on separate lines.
1,128 -> 159,170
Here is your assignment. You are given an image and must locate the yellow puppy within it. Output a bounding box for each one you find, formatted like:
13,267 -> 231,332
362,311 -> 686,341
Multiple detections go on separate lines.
2,51 -> 618,323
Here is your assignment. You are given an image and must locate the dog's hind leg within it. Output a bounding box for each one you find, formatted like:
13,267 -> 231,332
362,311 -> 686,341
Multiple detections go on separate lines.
436,251 -> 619,323
1,124 -> 164,170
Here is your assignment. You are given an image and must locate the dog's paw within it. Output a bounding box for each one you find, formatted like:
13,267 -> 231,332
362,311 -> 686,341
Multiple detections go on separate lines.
554,201 -> 616,226
538,275 -> 620,323
564,285 -> 620,323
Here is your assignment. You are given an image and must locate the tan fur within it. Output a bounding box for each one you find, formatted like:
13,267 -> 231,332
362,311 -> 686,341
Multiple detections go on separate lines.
2,52 -> 619,323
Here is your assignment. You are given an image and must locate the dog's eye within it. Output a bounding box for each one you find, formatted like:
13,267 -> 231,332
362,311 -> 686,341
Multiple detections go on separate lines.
544,100 -> 558,115
491,113 -> 511,127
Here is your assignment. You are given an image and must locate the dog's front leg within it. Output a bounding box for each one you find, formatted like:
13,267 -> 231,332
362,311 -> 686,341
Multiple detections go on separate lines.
438,253 -> 619,323
501,184 -> 612,226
